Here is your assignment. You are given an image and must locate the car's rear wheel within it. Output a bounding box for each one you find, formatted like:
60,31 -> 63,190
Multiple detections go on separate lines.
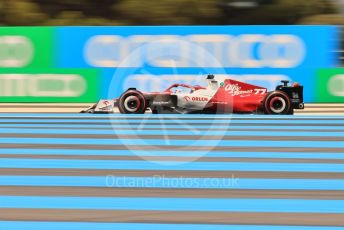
118,90 -> 147,114
263,91 -> 292,115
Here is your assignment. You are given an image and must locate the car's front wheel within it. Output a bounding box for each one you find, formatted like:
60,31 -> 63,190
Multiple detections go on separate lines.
263,91 -> 292,115
118,90 -> 147,114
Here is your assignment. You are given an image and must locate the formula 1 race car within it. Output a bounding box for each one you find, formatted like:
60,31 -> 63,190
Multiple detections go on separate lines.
81,75 -> 304,115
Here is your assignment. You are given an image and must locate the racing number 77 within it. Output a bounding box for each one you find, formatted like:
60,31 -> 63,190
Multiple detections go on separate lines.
254,89 -> 267,95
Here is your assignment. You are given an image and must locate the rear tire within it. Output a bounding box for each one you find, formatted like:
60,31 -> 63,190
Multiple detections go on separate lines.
118,90 -> 147,114
263,91 -> 292,115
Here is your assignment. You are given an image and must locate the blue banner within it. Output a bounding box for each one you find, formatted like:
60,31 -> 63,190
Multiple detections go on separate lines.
56,26 -> 340,102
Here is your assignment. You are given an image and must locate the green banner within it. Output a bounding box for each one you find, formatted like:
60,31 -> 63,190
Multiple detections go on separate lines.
0,27 -> 54,68
316,68 -> 344,103
0,69 -> 100,102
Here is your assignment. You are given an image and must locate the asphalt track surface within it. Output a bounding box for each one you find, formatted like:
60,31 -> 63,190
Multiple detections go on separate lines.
0,113 -> 344,230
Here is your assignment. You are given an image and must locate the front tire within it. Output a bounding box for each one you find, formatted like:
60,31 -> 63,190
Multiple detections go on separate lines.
263,91 -> 292,115
118,90 -> 147,114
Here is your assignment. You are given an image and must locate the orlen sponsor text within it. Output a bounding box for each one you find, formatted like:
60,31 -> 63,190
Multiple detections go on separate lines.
0,74 -> 86,97
85,34 -> 305,68
184,96 -> 208,102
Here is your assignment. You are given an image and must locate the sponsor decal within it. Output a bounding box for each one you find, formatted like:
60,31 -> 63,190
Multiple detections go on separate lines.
99,105 -> 112,111
212,101 -> 227,105
184,96 -> 191,102
292,92 -> 299,99
225,83 -> 253,96
184,95 -> 208,102
99,100 -> 111,110
151,101 -> 171,106
224,84 -> 267,96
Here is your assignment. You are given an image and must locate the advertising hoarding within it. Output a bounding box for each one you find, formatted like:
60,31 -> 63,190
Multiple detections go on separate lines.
0,27 -> 54,68
56,26 -> 339,102
316,68 -> 344,103
0,69 -> 100,102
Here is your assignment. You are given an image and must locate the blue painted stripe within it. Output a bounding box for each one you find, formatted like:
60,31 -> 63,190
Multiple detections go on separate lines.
1,118 -> 344,124
0,124 -> 343,130
0,137 -> 343,148
0,196 -> 344,213
0,176 -> 344,190
0,221 -> 342,230
0,159 -> 343,172
1,149 -> 344,160
0,128 -> 343,137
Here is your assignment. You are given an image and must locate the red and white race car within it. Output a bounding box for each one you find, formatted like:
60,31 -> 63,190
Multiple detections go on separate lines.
82,75 -> 304,115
